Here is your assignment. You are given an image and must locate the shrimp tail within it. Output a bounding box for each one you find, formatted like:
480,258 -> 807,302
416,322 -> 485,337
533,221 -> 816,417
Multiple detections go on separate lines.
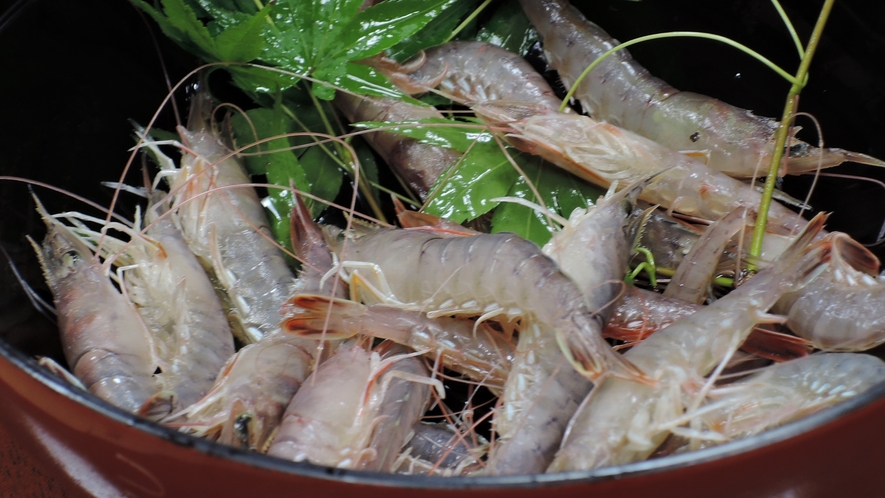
784,145 -> 885,175
138,390 -> 177,421
557,314 -> 654,386
282,294 -> 365,340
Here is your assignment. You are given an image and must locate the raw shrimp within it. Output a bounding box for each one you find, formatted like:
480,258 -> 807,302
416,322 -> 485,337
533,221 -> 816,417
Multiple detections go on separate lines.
334,92 -> 462,200
266,342 -> 440,469
518,0 -> 885,177
165,331 -> 312,451
689,353 -> 885,444
327,224 -> 644,474
161,92 -> 297,343
548,213 -> 829,472
484,107 -> 809,235
331,228 -> 643,383
283,294 -> 514,393
66,199 -> 235,413
773,232 -> 885,351
606,286 -> 812,363
29,202 -> 160,414
394,422 -> 484,476
164,190 -> 340,449
401,41 -> 564,113
663,207 -> 751,304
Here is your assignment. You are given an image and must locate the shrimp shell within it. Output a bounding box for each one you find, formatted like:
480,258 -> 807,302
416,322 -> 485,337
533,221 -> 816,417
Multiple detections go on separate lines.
518,0 -> 885,177
548,213 -> 829,472
696,353 -> 885,442
30,209 -> 160,413
773,232 -> 885,351
165,94 -> 297,343
266,342 -> 436,469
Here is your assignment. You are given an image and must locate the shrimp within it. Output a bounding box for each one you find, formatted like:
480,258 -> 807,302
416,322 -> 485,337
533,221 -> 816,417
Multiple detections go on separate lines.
266,341 -> 441,469
326,224 -> 644,474
63,198 -> 235,414
29,201 -> 161,414
483,107 -> 809,235
518,0 -> 885,177
161,92 -> 297,343
394,421 -> 484,476
334,92 -> 462,200
282,294 -> 514,393
606,286 -> 812,363
773,232 -> 885,351
548,213 -> 829,472
401,41 -> 564,113
686,353 -> 885,446
165,331 -> 313,451
663,206 -> 751,304
164,190 -> 340,449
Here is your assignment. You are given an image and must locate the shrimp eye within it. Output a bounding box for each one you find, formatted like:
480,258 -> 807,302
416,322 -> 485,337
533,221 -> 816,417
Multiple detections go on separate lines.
689,132 -> 700,142
789,143 -> 810,157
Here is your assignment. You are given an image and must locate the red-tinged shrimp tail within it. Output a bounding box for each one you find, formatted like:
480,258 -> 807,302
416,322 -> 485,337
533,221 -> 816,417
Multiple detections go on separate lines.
282,294 -> 365,341
557,314 -> 654,386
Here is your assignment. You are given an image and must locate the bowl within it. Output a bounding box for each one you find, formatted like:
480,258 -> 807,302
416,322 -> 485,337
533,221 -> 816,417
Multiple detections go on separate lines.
2,0 -> 885,496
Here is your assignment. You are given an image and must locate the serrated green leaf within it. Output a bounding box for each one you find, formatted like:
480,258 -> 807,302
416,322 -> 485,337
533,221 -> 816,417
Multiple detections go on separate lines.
335,0 -> 454,62
387,0 -> 476,62
476,1 -> 538,56
423,142 -> 522,222
490,161 -> 606,246
298,145 -> 345,218
159,0 -> 218,59
215,4 -> 272,62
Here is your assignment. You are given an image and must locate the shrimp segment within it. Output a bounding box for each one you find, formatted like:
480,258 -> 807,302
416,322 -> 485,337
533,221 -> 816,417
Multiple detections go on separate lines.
490,109 -> 808,235
163,93 -> 297,343
548,213 -> 829,472
518,0 -> 885,177
773,232 -> 885,351
694,353 -> 885,444
266,342 -> 438,469
283,294 -> 514,393
30,205 -> 160,413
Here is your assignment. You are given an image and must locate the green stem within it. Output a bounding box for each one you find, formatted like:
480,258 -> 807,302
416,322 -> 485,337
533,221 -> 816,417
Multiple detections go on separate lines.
749,0 -> 834,265
770,0 -> 805,59
559,31 -> 797,113
445,0 -> 493,42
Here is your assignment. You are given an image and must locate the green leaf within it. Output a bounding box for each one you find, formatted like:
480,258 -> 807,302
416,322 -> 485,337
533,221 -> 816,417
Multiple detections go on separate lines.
423,141 -> 522,223
353,117 -> 491,150
491,161 -> 606,246
476,1 -> 538,56
335,0 -> 455,62
133,0 -> 216,61
387,0 -> 476,62
298,145 -> 345,218
215,4 -> 272,62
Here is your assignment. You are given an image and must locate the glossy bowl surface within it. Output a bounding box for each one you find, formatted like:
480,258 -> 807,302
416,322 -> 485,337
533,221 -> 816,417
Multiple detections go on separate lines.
2,0 -> 885,496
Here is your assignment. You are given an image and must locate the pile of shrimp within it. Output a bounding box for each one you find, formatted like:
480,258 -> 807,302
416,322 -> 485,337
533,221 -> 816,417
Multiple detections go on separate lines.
23,0 -> 885,477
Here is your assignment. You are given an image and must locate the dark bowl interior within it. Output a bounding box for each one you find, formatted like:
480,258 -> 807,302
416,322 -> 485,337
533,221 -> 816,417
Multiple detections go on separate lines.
2,0 -> 885,496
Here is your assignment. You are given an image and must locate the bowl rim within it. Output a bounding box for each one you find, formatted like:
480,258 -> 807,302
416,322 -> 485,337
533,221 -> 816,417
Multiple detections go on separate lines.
3,334 -> 883,489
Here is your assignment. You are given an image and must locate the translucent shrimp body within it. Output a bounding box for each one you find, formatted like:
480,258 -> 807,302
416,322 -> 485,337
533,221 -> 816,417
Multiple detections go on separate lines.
548,214 -> 829,472
696,353 -> 885,443
167,331 -> 312,451
31,212 -> 160,413
334,92 -> 462,200
497,110 -> 807,235
164,97 -> 297,343
518,0 -> 885,177
333,228 -> 641,475
405,41 -> 564,112
266,342 -> 436,470
773,233 -> 885,351
283,295 -> 514,393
